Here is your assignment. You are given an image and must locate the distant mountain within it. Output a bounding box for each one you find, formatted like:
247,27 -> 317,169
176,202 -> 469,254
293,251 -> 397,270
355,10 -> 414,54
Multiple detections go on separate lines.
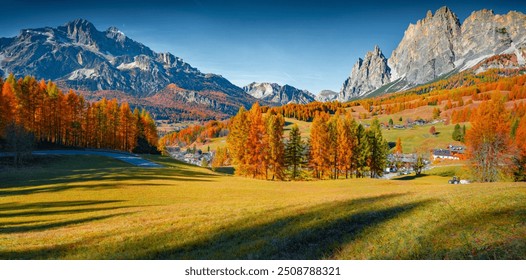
339,7 -> 526,101
243,82 -> 315,105
0,19 -> 259,120
315,90 -> 338,102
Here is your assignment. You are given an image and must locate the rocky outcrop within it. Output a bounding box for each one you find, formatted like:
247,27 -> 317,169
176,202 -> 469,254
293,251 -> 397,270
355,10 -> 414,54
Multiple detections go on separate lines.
243,82 -> 315,105
388,7 -> 461,84
339,45 -> 391,101
315,90 -> 338,102
455,9 -> 526,69
338,7 -> 526,101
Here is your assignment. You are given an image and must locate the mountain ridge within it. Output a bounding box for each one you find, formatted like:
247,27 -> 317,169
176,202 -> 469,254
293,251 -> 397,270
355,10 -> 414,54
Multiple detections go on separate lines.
0,18 -> 261,121
243,82 -> 315,105
339,7 -> 526,101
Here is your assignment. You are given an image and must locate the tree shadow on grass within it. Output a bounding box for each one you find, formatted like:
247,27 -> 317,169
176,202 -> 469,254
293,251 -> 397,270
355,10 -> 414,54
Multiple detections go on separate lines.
0,156 -> 222,197
0,200 -> 137,235
0,212 -> 131,234
392,174 -> 430,181
133,193 -> 437,259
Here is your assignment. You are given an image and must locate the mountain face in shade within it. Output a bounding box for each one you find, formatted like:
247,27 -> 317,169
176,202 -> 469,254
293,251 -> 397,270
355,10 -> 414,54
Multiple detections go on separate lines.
243,82 -> 315,105
339,7 -> 526,101
0,19 -> 249,98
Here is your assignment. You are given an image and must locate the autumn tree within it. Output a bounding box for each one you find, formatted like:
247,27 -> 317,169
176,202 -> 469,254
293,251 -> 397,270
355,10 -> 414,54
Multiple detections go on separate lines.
227,107 -> 250,175
413,154 -> 426,175
327,114 -> 339,179
395,137 -> 403,154
308,112 -> 330,179
211,146 -> 229,171
244,103 -> 268,178
432,107 -> 441,119
465,96 -> 512,182
266,113 -> 285,180
285,124 -> 305,180
429,126 -> 437,136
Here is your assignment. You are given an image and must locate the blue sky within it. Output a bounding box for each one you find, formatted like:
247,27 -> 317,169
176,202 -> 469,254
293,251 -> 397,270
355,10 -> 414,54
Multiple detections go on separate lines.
1,0 -> 525,94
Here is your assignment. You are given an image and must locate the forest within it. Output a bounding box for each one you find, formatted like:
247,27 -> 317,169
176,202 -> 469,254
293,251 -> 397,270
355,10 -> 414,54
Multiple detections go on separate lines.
0,75 -> 159,164
224,103 -> 390,181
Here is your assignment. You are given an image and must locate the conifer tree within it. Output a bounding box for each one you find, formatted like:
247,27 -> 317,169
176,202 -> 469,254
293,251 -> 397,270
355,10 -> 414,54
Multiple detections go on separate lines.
327,114 -> 339,179
395,137 -> 403,154
227,106 -> 250,175
285,124 -> 305,180
364,118 -> 388,178
245,103 -> 268,178
337,114 -> 354,178
465,95 -> 512,182
308,112 -> 330,179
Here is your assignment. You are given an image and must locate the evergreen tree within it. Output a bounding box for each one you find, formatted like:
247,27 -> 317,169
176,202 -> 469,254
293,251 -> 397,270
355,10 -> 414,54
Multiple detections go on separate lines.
285,124 -> 305,180
353,123 -> 366,178
452,124 -> 462,141
364,118 -> 389,178
337,113 -> 354,179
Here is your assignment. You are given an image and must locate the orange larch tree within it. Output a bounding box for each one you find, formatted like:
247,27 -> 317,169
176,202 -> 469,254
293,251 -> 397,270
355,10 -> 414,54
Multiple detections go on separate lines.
465,94 -> 512,182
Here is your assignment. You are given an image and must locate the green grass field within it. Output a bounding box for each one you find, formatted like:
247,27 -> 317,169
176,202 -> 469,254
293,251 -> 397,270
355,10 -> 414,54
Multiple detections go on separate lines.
0,155 -> 524,259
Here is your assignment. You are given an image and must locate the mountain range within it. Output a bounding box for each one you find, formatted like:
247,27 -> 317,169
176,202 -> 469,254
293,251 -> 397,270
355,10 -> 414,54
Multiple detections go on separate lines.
1,6 -> 526,119
243,82 -> 316,105
339,7 -> 526,101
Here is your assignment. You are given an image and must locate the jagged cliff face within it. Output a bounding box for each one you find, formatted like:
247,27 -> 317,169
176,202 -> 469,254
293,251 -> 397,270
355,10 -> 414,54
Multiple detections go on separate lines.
339,45 -> 391,101
455,9 -> 526,68
0,19 -> 247,99
338,7 -> 526,102
243,82 -> 315,105
388,7 -> 461,83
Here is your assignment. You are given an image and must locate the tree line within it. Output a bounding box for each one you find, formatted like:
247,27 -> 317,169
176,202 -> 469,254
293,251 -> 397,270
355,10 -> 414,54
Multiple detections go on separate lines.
225,103 -> 389,180
0,75 -> 158,162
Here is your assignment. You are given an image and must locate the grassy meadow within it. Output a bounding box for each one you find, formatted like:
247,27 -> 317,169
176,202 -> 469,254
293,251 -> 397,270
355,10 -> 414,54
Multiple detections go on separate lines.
0,155 -> 524,260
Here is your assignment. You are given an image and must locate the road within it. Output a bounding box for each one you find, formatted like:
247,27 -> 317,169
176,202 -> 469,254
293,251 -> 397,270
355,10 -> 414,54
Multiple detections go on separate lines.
0,150 -> 163,168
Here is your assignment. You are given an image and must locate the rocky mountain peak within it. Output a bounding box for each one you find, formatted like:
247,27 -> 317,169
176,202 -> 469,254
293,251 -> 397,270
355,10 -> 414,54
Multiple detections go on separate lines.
0,19 -> 248,99
60,19 -> 98,45
339,46 -> 391,101
388,6 -> 460,84
106,26 -> 126,42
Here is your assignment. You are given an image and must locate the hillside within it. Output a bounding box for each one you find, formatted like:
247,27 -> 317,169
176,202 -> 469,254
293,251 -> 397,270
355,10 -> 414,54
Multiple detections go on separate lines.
0,155 -> 524,259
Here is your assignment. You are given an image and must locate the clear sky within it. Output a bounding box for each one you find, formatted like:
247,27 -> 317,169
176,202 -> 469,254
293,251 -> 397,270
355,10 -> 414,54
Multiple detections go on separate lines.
1,0 -> 525,94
